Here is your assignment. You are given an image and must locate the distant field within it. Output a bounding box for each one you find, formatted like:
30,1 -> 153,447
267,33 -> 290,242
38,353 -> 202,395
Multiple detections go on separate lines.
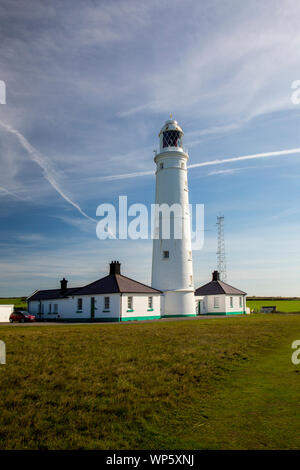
247,299 -> 300,313
0,297 -> 27,310
0,314 -> 299,450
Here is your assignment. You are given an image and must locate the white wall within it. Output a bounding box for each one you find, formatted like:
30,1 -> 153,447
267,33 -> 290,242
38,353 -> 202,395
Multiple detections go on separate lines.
28,294 -> 163,321
0,305 -> 14,322
121,293 -> 161,320
28,294 -> 121,320
199,294 -> 246,314
225,295 -> 245,313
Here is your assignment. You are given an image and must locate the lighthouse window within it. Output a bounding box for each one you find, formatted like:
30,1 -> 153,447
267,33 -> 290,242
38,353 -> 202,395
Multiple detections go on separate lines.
163,130 -> 181,148
160,162 -> 164,169
163,250 -> 169,259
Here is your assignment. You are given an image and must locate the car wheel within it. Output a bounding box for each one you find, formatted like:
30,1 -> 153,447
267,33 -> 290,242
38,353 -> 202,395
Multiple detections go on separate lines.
20,318 -> 25,323
9,319 -> 13,323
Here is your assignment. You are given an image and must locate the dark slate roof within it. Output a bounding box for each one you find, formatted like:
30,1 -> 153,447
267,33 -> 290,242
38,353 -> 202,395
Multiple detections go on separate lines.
71,274 -> 161,295
195,280 -> 246,296
27,274 -> 161,301
27,287 -> 81,301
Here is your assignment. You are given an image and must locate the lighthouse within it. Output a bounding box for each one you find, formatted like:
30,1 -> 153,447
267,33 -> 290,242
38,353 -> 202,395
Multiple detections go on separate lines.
151,119 -> 196,317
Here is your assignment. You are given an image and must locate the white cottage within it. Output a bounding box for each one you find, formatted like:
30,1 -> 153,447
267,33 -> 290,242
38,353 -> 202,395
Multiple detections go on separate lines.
27,261 -> 161,322
195,271 -> 247,315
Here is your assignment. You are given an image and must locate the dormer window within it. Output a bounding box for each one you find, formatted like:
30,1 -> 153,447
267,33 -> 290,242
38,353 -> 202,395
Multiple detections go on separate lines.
163,130 -> 181,148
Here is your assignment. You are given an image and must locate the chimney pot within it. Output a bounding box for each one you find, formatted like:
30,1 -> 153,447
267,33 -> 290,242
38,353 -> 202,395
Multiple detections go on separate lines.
212,270 -> 220,281
60,277 -> 68,294
110,261 -> 121,275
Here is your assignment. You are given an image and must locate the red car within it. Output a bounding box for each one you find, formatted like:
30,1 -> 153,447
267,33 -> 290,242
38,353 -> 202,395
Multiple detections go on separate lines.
9,311 -> 36,323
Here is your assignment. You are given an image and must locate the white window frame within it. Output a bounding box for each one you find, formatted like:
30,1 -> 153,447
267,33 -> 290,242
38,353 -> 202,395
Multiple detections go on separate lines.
214,297 -> 220,308
104,297 -> 110,311
77,298 -> 83,312
148,296 -> 153,309
127,296 -> 133,310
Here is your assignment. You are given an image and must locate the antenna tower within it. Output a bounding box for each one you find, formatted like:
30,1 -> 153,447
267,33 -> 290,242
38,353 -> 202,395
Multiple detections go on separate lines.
216,215 -> 227,282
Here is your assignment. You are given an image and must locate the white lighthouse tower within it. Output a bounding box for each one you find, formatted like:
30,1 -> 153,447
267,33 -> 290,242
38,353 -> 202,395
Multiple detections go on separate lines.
151,118 -> 195,317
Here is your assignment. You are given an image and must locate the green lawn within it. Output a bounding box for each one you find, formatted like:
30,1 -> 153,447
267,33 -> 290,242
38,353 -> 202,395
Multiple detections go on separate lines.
0,314 -> 299,449
247,299 -> 300,312
0,297 -> 27,310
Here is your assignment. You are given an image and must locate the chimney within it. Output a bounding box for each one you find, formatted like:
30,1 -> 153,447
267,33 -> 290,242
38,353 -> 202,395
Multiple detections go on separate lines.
212,270 -> 220,281
110,260 -> 121,275
60,277 -> 68,294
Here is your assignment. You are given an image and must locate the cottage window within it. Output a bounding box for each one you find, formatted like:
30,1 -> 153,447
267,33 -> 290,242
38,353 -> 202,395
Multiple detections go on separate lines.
104,297 -> 110,310
214,297 -> 220,308
128,296 -> 133,310
148,297 -> 153,309
49,304 -> 52,314
77,298 -> 83,311
230,297 -> 233,308
54,304 -> 58,313
239,297 -> 242,308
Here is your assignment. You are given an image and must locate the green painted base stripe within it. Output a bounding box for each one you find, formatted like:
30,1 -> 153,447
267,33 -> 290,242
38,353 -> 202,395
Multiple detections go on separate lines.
40,317 -> 120,322
204,311 -> 245,316
161,314 -> 197,318
122,315 -> 161,321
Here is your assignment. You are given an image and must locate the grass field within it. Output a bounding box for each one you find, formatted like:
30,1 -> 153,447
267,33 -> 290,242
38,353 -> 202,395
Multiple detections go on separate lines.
0,297 -> 27,310
0,314 -> 299,450
246,299 -> 300,312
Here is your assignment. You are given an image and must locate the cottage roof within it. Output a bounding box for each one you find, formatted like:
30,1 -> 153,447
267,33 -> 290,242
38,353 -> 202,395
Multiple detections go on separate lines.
27,262 -> 161,301
195,271 -> 246,296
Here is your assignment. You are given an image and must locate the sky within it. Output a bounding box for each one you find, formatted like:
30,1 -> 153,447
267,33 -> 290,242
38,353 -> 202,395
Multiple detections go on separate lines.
1,0 -> 300,296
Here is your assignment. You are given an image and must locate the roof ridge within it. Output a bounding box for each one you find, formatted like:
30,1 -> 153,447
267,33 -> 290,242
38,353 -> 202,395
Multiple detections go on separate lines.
218,279 -> 246,294
73,274 -> 114,294
115,273 -> 161,293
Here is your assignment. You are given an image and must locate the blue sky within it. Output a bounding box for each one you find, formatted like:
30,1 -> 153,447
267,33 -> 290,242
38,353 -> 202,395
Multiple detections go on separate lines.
1,0 -> 300,296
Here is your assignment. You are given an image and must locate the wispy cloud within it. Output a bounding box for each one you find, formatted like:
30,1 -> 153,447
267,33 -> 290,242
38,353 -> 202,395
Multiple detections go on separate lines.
207,168 -> 242,176
92,147 -> 300,182
0,120 -> 96,222
188,148 -> 300,169
0,185 -> 23,200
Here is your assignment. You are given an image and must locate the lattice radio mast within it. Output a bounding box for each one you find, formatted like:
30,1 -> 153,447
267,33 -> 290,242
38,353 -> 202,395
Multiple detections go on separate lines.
216,215 -> 227,282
